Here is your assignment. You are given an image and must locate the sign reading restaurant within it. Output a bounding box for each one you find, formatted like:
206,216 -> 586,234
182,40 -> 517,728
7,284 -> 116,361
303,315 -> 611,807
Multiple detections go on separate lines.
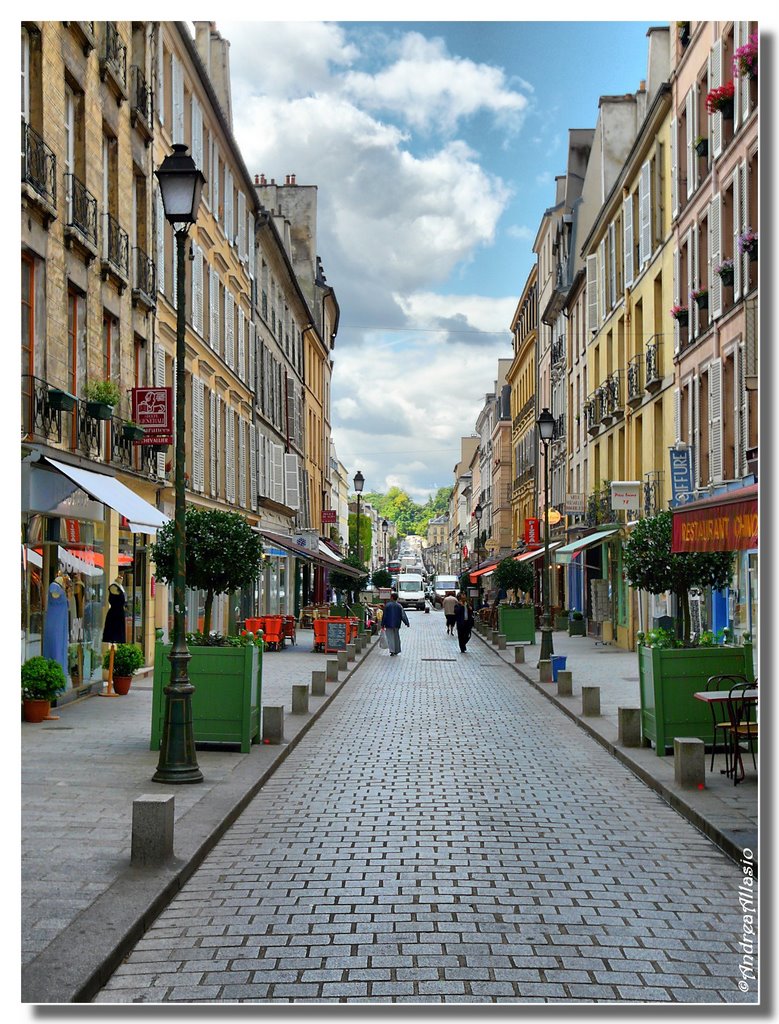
671,486 -> 758,553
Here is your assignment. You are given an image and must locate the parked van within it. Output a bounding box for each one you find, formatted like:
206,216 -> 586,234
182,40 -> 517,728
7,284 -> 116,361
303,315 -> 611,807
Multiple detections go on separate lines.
432,575 -> 460,607
395,573 -> 427,611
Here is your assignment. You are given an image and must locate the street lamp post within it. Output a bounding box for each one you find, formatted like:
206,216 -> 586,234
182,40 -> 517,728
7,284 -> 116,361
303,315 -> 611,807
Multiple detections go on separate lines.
537,407 -> 556,667
153,144 -> 206,785
458,528 -> 464,579
473,502 -> 483,609
382,518 -> 388,566
354,470 -> 364,568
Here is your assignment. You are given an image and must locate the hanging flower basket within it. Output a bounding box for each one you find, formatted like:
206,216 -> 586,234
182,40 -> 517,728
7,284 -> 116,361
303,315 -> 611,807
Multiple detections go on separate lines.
677,21 -> 690,46
47,387 -> 77,413
670,305 -> 689,327
706,81 -> 735,119
122,421 -> 145,441
733,33 -> 758,80
738,229 -> 758,262
715,259 -> 734,286
694,136 -> 708,158
690,288 -> 708,310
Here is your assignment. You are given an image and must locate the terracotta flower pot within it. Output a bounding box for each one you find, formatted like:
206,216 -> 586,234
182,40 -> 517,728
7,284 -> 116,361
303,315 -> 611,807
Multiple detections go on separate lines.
112,675 -> 132,696
23,699 -> 51,723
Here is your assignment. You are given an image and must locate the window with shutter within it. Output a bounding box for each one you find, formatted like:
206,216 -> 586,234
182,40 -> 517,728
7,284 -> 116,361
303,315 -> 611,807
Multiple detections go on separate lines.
732,164 -> 742,301
272,443 -> 284,504
237,306 -> 245,380
740,22 -> 750,123
172,54 -> 184,144
248,212 -> 255,279
156,190 -> 165,298
226,409 -> 235,504
692,376 -> 700,487
623,196 -> 634,287
250,423 -> 257,511
740,160 -> 750,296
193,245 -> 203,336
639,161 -> 652,267
597,239 -> 606,322
224,169 -> 233,240
224,291 -> 234,369
674,387 -> 682,444
210,390 -> 217,496
710,40 -> 723,159
286,375 -> 295,444
191,98 -> 203,173
739,343 -> 748,476
239,418 -> 246,507
673,247 -> 680,353
708,359 -> 723,482
733,345 -> 742,475
156,29 -> 164,127
284,453 -> 300,510
238,191 -> 246,258
685,89 -> 695,199
608,223 -> 616,309
687,227 -> 697,339
212,142 -> 219,215
709,194 -> 722,319
249,321 -> 256,394
209,269 -> 219,351
215,395 -> 222,498
670,118 -> 679,218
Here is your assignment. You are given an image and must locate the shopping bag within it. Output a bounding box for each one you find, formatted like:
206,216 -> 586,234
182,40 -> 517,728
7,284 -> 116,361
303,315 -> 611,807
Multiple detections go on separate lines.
379,630 -> 388,649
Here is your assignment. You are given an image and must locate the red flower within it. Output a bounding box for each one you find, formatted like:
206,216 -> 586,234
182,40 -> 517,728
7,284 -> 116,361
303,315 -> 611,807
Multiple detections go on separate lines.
706,81 -> 735,114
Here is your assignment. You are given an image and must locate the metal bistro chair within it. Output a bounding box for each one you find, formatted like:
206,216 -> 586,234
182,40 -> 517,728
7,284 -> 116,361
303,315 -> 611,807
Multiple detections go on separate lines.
704,674 -> 748,775
727,680 -> 758,786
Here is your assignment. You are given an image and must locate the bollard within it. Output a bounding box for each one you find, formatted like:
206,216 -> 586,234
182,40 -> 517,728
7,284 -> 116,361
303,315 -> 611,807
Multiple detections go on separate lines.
674,737 -> 705,789
131,795 -> 174,865
557,669 -> 573,697
337,649 -> 348,672
262,705 -> 285,743
539,659 -> 552,682
582,686 -> 601,716
292,684 -> 309,714
311,670 -> 326,696
497,634 -> 507,650
514,646 -> 525,664
326,659 -> 339,681
490,630 -> 499,644
618,707 -> 641,747
346,642 -> 356,662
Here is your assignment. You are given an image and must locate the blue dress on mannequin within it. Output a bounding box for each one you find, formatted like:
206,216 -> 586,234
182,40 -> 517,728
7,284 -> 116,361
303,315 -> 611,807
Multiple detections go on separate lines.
43,580 -> 69,680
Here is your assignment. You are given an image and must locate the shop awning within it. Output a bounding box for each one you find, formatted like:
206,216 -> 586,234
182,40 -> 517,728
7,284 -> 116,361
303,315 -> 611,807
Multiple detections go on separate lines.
258,529 -> 364,578
258,529 -> 307,558
671,484 -> 758,553
554,528 -> 620,564
42,456 -> 168,534
469,560 -> 500,583
514,543 -> 561,563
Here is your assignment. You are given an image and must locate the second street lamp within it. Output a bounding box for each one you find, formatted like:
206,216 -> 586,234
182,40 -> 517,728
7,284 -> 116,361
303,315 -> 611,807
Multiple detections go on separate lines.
353,470 -> 365,568
537,406 -> 556,667
153,144 -> 206,785
458,528 -> 464,578
382,518 -> 388,566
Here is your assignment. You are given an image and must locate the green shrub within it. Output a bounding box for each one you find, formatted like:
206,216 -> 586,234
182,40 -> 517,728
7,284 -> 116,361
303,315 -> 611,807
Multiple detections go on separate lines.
572,611 -> 584,621
21,657 -> 67,701
493,558 -> 534,603
85,378 -> 121,406
103,643 -> 144,676
186,631 -> 256,647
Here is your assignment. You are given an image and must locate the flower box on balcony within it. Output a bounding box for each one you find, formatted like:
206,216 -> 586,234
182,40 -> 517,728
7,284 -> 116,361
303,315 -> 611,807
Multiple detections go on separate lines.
706,81 -> 735,119
670,305 -> 689,327
694,137 -> 708,158
122,422 -> 145,441
715,260 -> 734,286
691,289 -> 708,310
86,401 -> 113,421
47,388 -> 77,413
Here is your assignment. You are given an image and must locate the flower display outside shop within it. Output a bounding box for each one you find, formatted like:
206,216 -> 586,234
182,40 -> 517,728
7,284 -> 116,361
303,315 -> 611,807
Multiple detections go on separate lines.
705,80 -> 735,114
733,32 -> 758,78
738,228 -> 758,257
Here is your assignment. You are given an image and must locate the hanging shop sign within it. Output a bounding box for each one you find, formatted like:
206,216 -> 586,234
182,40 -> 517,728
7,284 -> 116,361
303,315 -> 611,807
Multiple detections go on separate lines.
671,487 -> 758,552
544,507 -> 562,525
132,387 -> 173,445
669,446 -> 694,507
321,509 -> 337,524
292,529 -> 319,552
63,518 -> 81,543
565,493 -> 586,515
610,481 -> 642,511
524,518 -> 540,546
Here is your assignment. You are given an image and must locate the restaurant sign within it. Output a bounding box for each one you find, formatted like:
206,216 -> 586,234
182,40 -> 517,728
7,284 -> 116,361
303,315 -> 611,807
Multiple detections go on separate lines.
672,495 -> 758,552
610,481 -> 641,511
132,387 -> 173,445
524,518 -> 540,546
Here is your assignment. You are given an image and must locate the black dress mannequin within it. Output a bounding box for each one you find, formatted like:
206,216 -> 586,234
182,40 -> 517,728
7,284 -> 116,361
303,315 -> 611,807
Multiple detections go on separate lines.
102,580 -> 126,644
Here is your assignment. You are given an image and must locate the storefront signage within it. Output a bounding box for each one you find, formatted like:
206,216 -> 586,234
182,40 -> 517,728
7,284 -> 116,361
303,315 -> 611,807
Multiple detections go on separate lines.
610,481 -> 641,511
524,518 -> 540,546
63,518 -> 80,543
544,507 -> 562,525
669,447 -> 694,507
321,509 -> 337,524
293,529 -> 319,552
672,496 -> 758,552
132,387 -> 173,445
565,493 -> 586,514
325,620 -> 348,651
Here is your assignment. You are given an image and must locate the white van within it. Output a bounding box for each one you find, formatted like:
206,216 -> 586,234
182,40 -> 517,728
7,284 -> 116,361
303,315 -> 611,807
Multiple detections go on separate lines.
395,573 -> 427,611
432,575 -> 459,607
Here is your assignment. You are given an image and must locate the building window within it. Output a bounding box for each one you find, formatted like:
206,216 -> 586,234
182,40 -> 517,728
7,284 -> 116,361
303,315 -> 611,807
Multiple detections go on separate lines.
102,311 -> 119,385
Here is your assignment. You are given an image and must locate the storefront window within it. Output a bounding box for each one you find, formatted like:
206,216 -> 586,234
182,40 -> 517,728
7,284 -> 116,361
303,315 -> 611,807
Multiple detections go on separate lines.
118,529 -> 147,647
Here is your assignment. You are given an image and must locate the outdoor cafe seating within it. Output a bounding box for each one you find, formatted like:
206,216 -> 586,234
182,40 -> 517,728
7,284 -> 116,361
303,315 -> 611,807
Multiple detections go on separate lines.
695,675 -> 758,785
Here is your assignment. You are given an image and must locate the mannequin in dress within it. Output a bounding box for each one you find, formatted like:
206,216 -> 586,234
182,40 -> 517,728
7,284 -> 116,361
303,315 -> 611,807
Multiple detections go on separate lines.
43,574 -> 70,680
102,577 -> 126,645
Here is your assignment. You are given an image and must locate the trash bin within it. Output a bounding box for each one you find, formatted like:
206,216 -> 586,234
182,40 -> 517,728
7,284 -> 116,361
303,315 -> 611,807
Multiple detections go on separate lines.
550,655 -> 567,682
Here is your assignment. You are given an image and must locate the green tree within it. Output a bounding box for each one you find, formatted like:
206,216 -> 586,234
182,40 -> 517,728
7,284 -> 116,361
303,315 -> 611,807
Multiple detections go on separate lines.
348,511 -> 372,559
371,568 -> 392,589
330,553 -> 368,603
494,558 -> 535,605
152,507 -> 264,636
622,510 -> 734,642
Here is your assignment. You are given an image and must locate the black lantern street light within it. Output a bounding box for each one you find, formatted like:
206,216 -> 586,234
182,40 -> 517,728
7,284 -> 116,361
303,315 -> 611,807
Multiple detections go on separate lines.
382,518 -> 389,566
473,502 -> 483,609
153,144 -> 206,785
537,407 -> 556,666
354,470 -> 365,568
458,528 -> 465,578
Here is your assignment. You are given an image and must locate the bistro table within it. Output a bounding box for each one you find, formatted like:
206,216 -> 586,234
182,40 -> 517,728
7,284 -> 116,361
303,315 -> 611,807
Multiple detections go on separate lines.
694,687 -> 757,782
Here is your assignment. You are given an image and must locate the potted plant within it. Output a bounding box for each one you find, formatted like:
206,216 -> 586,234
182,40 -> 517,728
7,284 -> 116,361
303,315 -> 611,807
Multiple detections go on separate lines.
493,558 -> 536,643
150,508 -> 265,751
47,386 -> 77,413
738,228 -> 758,262
84,378 -> 121,421
670,304 -> 689,327
690,287 -> 708,310
569,610 -> 586,637
21,656 -> 67,722
733,32 -> 757,80
623,511 -> 749,755
677,21 -> 691,46
694,135 -> 708,158
122,420 -> 145,442
555,607 -> 570,630
103,643 -> 144,695
715,258 -> 735,286
705,80 -> 735,119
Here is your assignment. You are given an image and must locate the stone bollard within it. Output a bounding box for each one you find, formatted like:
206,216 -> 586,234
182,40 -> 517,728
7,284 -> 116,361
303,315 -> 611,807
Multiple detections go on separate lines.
514,646 -> 525,664
539,660 -> 552,682
337,649 -> 348,672
346,642 -> 357,662
326,659 -> 339,681
131,794 -> 174,865
490,630 -> 498,644
292,684 -> 309,714
556,669 -> 573,697
262,705 -> 285,743
618,707 -> 642,747
311,670 -> 326,696
497,634 -> 507,650
582,686 -> 601,716
674,737 -> 705,789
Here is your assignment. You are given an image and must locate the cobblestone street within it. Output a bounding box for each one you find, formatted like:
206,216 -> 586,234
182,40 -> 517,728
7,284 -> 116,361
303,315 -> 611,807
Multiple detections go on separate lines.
94,611 -> 756,1004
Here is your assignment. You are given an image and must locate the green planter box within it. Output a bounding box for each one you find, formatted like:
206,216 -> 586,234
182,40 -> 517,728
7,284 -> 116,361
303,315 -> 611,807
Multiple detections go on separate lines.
122,423 -> 145,441
498,605 -> 535,643
554,614 -> 570,630
86,400 -> 114,421
150,641 -> 261,753
47,387 -> 77,413
638,644 -> 753,756
568,618 -> 586,636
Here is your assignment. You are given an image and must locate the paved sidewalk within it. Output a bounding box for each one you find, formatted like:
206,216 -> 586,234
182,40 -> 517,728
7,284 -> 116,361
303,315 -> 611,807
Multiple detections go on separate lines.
21,629 -> 376,1002
472,627 -> 757,864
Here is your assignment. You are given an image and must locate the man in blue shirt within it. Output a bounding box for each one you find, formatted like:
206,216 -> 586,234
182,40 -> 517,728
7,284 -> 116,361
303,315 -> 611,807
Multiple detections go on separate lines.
382,592 -> 410,656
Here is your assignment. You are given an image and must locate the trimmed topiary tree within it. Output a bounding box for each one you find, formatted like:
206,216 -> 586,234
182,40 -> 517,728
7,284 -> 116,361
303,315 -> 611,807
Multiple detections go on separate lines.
371,568 -> 392,590
152,508 -> 264,636
623,510 -> 735,643
493,558 -> 535,605
330,554 -> 368,604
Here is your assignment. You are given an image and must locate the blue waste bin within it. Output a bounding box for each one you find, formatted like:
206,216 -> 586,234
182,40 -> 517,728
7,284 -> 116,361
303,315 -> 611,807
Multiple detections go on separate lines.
550,655 -> 567,681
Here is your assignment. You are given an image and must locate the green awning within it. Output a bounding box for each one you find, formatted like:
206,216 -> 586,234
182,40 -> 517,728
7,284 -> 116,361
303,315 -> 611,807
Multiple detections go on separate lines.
554,528 -> 619,564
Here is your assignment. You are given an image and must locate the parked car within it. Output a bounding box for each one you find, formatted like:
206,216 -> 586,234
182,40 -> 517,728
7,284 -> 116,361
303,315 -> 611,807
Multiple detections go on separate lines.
431,575 -> 460,607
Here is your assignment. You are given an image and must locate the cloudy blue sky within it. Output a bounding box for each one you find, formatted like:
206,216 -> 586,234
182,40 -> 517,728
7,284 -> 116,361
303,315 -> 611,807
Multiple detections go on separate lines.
221,18 -> 657,500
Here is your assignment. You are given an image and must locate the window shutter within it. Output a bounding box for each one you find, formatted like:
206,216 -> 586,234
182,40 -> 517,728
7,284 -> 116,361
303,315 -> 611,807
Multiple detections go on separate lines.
674,387 -> 682,444
239,418 -> 246,507
740,22 -> 750,123
210,390 -> 217,496
154,344 -> 166,476
639,160 -> 652,267
192,377 -> 205,493
249,321 -> 256,394
733,345 -> 742,475
673,247 -> 680,353
670,118 -> 679,219
156,29 -> 164,126
156,190 -> 165,297
263,346 -> 270,416
225,409 -> 235,504
608,223 -> 616,309
237,306 -> 245,380
710,40 -> 723,159
740,160 -> 750,296
209,268 -> 219,351
709,194 -> 722,319
708,359 -> 723,483
192,245 -> 203,336
286,375 -> 295,443
272,443 -> 284,504
597,239 -> 606,323
295,382 -> 303,449
248,212 -> 255,279
215,395 -> 222,498
586,254 -> 598,334
284,453 -> 300,509
687,227 -> 697,339
739,344 -> 748,476
692,376 -> 700,487
224,291 -> 234,369
250,422 -> 257,511
623,197 -> 634,288
732,163 -> 742,301
191,98 -> 203,172
212,142 -> 219,216
685,88 -> 695,199
238,191 -> 246,259
172,54 -> 184,144
223,169 -> 232,240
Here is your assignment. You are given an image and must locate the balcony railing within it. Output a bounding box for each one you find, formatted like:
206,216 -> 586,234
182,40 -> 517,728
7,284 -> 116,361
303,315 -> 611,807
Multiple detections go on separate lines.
553,413 -> 565,442
21,119 -> 57,209
102,213 -> 129,280
584,396 -> 597,433
603,370 -> 624,419
627,354 -> 642,403
644,335 -> 662,388
132,246 -> 156,304
551,336 -> 565,370
130,64 -> 153,132
64,174 -> 98,248
102,22 -> 127,87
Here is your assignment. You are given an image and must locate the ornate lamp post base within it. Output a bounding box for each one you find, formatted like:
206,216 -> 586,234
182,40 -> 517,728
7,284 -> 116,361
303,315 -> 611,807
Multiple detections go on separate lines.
538,616 -> 555,666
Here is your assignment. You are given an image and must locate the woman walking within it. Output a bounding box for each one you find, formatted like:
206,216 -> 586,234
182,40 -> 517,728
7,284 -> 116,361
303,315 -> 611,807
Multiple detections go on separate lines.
453,591 -> 474,653
381,591 -> 410,656
442,590 -> 458,635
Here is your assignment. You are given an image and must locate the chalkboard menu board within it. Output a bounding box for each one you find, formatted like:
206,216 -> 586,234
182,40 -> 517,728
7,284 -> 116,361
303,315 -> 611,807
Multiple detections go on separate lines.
325,620 -> 348,652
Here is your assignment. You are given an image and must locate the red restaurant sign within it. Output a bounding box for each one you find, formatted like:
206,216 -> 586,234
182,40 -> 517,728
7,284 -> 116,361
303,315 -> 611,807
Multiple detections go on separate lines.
322,509 -> 337,524
525,517 -> 540,546
671,486 -> 757,553
132,387 -> 173,444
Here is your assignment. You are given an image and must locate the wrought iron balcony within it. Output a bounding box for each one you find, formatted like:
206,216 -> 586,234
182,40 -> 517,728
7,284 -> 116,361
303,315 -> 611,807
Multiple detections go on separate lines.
603,370 -> 624,419
64,174 -> 98,254
553,413 -> 565,442
102,213 -> 129,284
584,396 -> 598,433
21,119 -> 57,212
109,415 -> 166,478
130,64 -> 153,135
627,354 -> 643,404
132,246 -> 156,309
551,336 -> 565,371
101,22 -> 127,89
644,335 -> 662,389
22,375 -> 67,445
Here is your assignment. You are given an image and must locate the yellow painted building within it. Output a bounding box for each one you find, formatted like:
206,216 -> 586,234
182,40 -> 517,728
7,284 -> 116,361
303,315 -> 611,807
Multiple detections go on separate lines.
508,265 -> 538,547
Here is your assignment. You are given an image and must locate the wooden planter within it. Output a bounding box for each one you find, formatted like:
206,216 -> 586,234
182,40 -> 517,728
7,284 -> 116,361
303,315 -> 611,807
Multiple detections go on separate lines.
150,642 -> 261,753
498,605 -> 535,643
568,618 -> 586,636
638,644 -> 753,756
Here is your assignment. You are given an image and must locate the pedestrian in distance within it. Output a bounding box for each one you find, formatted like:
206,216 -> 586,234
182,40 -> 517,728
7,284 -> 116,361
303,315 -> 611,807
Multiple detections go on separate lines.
381,591 -> 410,656
453,591 -> 474,653
441,590 -> 458,635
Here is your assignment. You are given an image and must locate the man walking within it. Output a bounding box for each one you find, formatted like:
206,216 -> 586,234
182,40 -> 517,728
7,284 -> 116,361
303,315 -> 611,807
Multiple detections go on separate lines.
381,592 -> 410,656
453,592 -> 474,653
442,590 -> 458,635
